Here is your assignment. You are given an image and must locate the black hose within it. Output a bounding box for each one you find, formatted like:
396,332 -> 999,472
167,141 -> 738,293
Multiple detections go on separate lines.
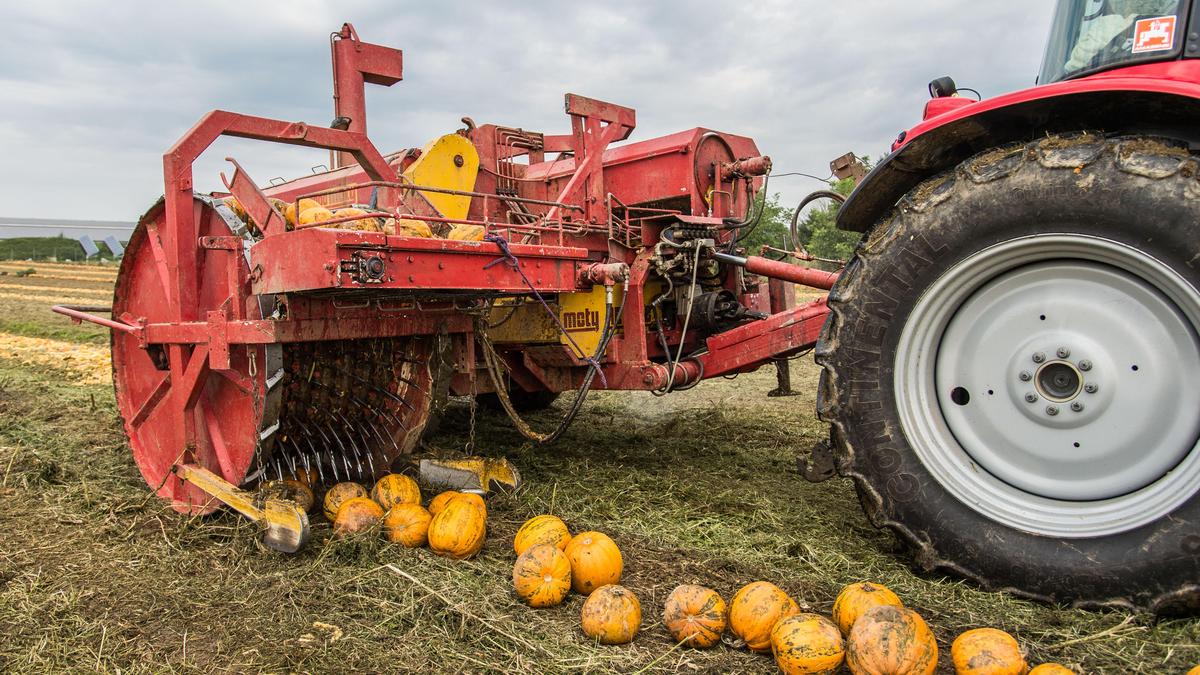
789,189 -> 846,250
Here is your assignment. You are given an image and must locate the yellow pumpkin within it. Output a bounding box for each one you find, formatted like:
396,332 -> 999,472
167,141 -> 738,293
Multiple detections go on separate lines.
580,584 -> 641,645
951,628 -> 1027,675
384,218 -> 434,238
427,490 -> 460,516
450,491 -> 487,518
284,198 -> 322,225
332,496 -> 384,537
662,584 -> 726,649
223,196 -> 248,222
322,482 -> 368,522
371,473 -> 421,510
832,582 -> 904,636
729,581 -> 800,653
513,514 -> 571,555
771,613 -> 845,675
427,496 -> 486,559
512,543 -> 572,608
447,224 -> 486,241
292,467 -> 318,487
382,503 -> 432,548
334,207 -> 383,232
564,531 -> 623,595
299,206 -> 335,227
1028,665 -> 1074,675
846,605 -> 938,675
261,479 -> 314,513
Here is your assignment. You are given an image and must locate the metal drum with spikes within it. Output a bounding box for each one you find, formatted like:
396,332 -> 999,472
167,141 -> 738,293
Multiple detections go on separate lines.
112,197 -> 431,514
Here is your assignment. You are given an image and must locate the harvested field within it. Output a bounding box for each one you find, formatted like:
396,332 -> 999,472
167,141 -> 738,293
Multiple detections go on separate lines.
1,263 -> 1197,673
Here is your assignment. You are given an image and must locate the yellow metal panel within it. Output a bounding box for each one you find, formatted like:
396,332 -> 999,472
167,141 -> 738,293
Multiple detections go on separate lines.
558,283 -> 663,357
402,133 -> 480,220
487,300 -> 561,344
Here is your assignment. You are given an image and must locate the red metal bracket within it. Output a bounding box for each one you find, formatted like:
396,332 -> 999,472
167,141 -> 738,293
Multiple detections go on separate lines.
220,159 -> 289,237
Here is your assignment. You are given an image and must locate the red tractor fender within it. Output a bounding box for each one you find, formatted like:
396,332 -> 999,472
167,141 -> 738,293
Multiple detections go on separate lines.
837,61 -> 1200,233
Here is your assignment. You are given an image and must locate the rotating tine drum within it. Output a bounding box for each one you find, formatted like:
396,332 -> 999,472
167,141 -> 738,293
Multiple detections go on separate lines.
113,195 -> 432,515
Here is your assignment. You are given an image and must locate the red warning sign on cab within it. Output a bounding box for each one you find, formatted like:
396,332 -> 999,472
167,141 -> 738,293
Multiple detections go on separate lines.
1133,16 -> 1177,54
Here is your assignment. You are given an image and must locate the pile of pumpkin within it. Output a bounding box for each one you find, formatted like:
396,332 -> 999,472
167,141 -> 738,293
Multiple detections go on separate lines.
507,514 -> 1076,675
265,472 -> 488,558
223,196 -> 485,240
269,476 -> 1082,675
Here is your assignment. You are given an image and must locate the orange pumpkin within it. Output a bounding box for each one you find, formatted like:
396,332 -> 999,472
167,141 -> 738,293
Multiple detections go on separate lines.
1028,665 -> 1074,675
447,224 -> 486,241
334,207 -> 383,232
284,198 -> 322,225
427,495 -> 486,559
832,582 -> 904,636
564,531 -> 623,594
451,491 -> 487,518
846,605 -> 938,675
292,467 -> 319,487
371,473 -> 421,510
332,496 -> 384,537
512,543 -> 572,608
382,503 -> 432,547
322,482 -> 368,521
383,218 -> 434,238
662,584 -> 726,649
261,479 -> 315,513
771,613 -> 845,675
951,628 -> 1027,675
427,490 -> 460,516
299,206 -> 335,227
580,584 -> 642,645
514,514 -> 572,555
728,581 -> 800,653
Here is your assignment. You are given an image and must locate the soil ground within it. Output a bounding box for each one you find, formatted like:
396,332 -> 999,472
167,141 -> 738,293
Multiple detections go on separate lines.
1,262 -> 1198,673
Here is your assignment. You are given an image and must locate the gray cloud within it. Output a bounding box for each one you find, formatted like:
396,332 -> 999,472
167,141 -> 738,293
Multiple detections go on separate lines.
0,1 -> 1051,221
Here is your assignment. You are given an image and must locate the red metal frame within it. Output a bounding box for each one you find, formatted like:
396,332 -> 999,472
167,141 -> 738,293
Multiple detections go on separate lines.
56,24 -> 836,508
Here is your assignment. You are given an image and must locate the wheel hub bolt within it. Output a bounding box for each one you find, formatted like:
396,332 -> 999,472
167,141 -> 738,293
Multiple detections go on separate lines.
1025,392 -> 1039,403
1033,352 -> 1046,364
1079,360 -> 1092,371
1085,383 -> 1099,394
1057,347 -> 1071,358
1046,405 -> 1060,416
1071,401 -> 1084,412
1019,370 -> 1032,382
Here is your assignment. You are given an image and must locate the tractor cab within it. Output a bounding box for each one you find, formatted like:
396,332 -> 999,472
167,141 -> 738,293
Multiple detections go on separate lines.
1040,0 -> 1192,83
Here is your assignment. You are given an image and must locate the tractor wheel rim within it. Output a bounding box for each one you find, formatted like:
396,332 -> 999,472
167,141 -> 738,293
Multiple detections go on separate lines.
896,234 -> 1200,537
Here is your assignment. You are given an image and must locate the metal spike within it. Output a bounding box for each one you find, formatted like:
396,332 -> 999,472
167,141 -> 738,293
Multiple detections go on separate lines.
365,417 -> 399,452
306,423 -> 342,483
296,436 -> 325,485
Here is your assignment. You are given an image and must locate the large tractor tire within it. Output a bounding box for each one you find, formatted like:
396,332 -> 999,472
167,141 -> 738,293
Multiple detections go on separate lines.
817,133 -> 1200,612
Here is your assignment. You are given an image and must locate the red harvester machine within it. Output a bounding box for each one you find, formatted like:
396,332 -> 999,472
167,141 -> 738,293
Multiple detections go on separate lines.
59,1 -> 1200,613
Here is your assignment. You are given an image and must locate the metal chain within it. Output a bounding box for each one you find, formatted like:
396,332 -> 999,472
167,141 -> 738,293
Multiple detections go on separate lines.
466,362 -> 478,453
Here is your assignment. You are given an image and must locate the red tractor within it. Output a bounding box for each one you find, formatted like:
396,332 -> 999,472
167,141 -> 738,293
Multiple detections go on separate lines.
57,1 -> 1199,613
819,0 -> 1200,612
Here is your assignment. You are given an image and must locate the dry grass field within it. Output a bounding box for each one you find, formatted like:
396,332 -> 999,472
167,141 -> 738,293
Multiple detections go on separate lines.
1,261 -> 1198,673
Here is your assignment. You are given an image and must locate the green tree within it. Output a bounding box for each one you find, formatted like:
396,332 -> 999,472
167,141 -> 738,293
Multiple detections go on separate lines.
792,177 -> 860,264
737,177 -> 861,264
734,191 -> 794,254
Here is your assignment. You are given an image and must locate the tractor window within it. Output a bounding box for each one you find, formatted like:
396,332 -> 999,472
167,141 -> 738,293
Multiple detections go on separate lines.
1039,0 -> 1186,83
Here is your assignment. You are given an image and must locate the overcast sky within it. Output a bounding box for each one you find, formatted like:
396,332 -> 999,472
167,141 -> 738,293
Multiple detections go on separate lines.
0,1 -> 1052,222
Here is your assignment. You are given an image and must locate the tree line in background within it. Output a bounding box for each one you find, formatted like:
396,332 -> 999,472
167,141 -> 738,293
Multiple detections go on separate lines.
0,236 -> 120,262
